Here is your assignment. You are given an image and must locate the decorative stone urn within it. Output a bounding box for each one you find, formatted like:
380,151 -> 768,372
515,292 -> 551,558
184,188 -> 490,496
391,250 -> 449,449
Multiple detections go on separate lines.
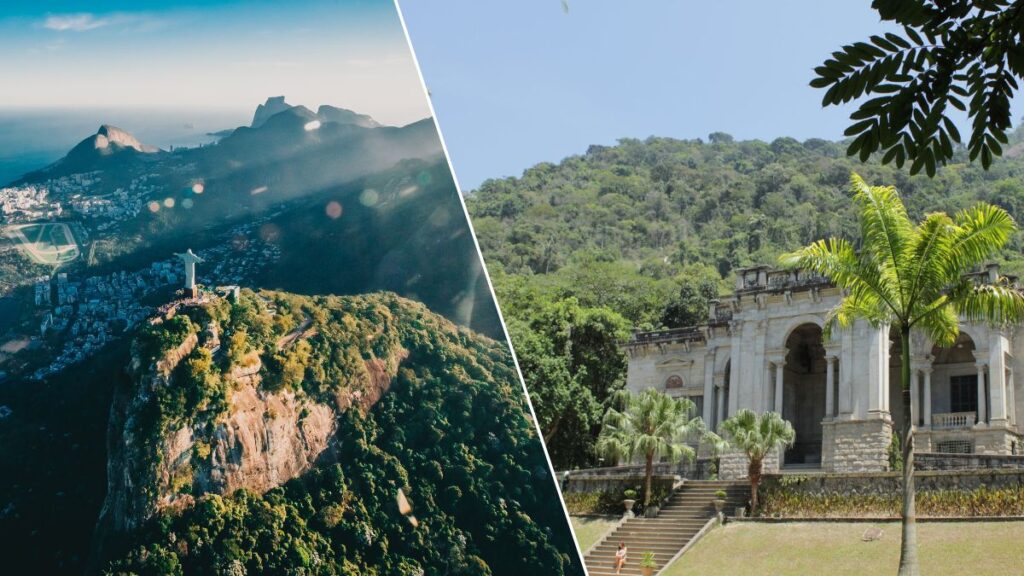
712,489 -> 727,516
622,498 -> 636,517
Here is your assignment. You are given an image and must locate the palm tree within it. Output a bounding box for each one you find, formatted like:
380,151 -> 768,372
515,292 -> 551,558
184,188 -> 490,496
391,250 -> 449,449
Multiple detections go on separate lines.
596,388 -> 719,508
781,173 -> 1024,576
718,409 -> 795,514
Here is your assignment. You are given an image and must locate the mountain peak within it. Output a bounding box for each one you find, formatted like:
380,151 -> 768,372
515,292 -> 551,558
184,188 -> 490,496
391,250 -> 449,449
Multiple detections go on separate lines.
251,96 -> 293,128
250,97 -> 382,130
93,125 -> 156,153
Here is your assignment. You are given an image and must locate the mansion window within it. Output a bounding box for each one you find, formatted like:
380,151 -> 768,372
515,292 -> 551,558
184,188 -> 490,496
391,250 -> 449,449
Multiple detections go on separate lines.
691,395 -> 704,420
949,374 -> 978,414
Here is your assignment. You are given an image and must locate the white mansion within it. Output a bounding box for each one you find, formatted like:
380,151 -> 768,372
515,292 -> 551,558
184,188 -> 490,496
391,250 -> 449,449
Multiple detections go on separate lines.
625,264 -> 1022,474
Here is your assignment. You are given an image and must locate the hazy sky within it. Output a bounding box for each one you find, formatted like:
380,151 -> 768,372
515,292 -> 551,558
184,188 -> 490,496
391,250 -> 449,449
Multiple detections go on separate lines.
401,1 -> 1023,190
0,0 -> 431,126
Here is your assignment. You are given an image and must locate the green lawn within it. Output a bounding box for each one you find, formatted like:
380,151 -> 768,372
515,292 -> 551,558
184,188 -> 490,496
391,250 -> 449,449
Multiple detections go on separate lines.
570,515 -> 619,550
665,521 -> 1024,576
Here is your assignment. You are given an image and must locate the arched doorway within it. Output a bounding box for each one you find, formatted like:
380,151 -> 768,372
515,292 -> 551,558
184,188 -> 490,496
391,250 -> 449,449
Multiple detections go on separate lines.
783,323 -> 827,466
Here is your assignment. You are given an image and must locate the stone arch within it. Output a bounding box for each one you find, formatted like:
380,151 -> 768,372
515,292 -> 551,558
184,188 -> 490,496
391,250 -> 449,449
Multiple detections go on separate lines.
782,322 -> 827,466
664,374 -> 684,389
774,314 -> 828,350
713,350 -> 732,373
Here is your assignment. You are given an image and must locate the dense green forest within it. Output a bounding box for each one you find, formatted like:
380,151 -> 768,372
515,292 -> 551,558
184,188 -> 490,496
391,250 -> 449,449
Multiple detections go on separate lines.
97,290 -> 581,575
466,129 -> 1024,469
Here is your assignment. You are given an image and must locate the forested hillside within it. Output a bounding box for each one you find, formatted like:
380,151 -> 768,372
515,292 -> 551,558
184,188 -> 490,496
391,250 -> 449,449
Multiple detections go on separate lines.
466,129 -> 1024,468
98,290 -> 580,575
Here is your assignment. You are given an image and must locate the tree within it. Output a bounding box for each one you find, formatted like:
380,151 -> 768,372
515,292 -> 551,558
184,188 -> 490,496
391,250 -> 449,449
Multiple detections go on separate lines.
660,274 -> 719,328
506,297 -> 630,469
813,0 -> 1024,175
718,409 -> 795,515
780,173 -> 1024,576
596,388 -> 718,508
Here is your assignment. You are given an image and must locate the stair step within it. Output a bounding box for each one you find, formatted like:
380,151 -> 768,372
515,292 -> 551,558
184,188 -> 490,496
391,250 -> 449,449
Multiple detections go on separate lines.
584,483 -> 730,575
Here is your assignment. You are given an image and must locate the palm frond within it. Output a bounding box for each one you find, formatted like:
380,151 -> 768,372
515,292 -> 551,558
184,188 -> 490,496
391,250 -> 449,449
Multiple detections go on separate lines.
946,204 -> 1017,277
849,174 -> 914,309
955,282 -> 1024,327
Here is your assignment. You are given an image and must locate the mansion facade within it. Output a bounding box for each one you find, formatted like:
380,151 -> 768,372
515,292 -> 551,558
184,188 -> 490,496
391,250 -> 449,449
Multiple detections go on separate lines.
625,264 -> 1023,475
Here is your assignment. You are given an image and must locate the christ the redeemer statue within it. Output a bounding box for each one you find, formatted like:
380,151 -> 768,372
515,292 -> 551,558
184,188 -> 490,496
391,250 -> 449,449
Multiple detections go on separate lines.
176,249 -> 204,294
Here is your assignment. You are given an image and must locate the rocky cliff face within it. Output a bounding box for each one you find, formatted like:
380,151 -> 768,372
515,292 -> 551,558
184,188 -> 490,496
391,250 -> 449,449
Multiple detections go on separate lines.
99,305 -> 406,534
251,96 -> 294,128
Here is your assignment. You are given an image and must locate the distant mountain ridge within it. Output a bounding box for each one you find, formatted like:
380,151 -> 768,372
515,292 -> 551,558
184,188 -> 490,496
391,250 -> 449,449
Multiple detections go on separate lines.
16,97 -> 399,186
250,95 -> 380,129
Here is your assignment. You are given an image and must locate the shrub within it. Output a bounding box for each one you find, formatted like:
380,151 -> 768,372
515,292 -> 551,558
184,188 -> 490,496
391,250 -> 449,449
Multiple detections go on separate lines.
758,484 -> 1024,518
888,432 -> 903,472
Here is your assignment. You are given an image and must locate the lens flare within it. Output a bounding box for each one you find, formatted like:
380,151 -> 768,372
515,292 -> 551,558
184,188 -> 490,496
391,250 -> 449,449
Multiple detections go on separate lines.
147,201 -> 160,213
191,182 -> 204,194
304,120 -> 322,131
325,201 -> 343,219
359,188 -> 379,206
259,223 -> 281,243
163,197 -> 175,208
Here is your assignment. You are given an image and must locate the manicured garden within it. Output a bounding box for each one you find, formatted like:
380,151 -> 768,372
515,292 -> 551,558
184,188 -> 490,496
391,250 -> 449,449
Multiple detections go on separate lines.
569,516 -> 619,550
664,521 -> 1024,576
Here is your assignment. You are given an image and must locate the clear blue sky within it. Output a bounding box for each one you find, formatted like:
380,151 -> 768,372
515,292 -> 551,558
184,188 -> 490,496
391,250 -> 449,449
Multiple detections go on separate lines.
0,0 -> 430,126
399,1 -> 1022,190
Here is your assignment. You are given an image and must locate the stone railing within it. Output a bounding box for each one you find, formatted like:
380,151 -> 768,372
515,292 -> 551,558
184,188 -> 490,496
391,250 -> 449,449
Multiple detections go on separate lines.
628,326 -> 704,347
915,452 -> 1024,471
734,266 -> 831,294
710,305 -> 733,324
932,412 -> 976,430
558,458 -> 715,489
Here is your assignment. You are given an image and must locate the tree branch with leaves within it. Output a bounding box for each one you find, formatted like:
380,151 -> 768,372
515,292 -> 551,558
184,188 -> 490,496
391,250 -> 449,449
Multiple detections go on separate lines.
813,0 -> 1024,175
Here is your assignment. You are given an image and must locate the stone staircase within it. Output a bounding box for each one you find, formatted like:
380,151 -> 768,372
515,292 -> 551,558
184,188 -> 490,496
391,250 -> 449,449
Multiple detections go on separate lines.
584,481 -> 749,576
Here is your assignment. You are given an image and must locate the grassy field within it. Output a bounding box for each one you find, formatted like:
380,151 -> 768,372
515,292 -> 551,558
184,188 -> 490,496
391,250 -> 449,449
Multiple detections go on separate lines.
570,515 -> 619,550
665,521 -> 1024,576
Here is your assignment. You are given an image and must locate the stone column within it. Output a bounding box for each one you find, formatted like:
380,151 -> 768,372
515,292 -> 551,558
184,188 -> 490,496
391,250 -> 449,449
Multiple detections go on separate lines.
910,369 -> 920,428
703,350 -> 716,426
866,322 -> 890,418
923,367 -> 932,428
1008,369 -> 1016,427
713,371 -> 727,428
987,344 -> 1008,426
774,360 -> 785,413
976,362 -> 988,425
825,355 -> 836,418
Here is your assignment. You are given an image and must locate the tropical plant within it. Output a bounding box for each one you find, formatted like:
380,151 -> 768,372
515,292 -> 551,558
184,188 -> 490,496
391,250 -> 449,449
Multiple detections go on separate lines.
813,0 -> 1024,174
780,173 -> 1024,576
718,409 -> 795,515
714,489 -> 727,500
596,388 -> 719,508
640,551 -> 657,569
